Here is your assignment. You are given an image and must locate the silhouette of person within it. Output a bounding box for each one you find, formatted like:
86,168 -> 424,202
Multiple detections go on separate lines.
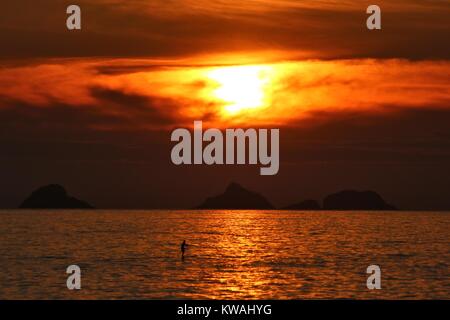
181,240 -> 187,258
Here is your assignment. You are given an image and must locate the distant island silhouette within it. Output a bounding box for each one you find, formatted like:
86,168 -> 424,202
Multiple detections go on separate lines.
283,199 -> 321,210
19,184 -> 94,209
197,183 -> 397,210
196,182 -> 274,209
323,190 -> 397,210
283,190 -> 397,211
16,182 -> 398,210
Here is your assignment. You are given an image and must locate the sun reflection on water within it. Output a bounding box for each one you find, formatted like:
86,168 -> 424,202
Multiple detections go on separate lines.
0,210 -> 449,299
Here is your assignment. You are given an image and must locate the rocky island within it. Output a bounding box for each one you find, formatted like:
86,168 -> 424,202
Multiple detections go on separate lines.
197,182 -> 274,209
323,190 -> 397,210
282,199 -> 321,210
19,184 -> 94,209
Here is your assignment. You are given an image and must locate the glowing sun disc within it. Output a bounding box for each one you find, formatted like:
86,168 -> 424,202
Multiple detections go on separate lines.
207,65 -> 272,114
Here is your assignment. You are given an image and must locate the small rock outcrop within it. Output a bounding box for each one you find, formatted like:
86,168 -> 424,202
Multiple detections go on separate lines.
197,182 -> 274,209
20,184 -> 94,209
283,199 -> 321,210
323,190 -> 397,210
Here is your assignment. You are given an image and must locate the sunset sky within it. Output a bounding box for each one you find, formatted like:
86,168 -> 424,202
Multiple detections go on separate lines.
0,0 -> 449,209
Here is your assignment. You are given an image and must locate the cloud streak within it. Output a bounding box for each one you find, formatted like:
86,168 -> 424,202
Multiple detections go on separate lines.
1,0 -> 449,59
0,57 -> 449,130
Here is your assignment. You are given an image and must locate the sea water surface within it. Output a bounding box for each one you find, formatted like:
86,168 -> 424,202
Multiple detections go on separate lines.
0,210 -> 449,299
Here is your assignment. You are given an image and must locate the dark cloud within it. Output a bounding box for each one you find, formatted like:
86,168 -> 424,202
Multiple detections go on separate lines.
0,1 -> 448,60
89,87 -> 177,127
0,89 -> 177,135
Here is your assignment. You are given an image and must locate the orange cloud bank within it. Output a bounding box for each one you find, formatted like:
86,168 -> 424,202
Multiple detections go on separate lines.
0,56 -> 449,129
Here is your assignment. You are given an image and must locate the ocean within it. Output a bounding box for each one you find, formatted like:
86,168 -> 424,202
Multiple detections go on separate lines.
0,210 -> 448,299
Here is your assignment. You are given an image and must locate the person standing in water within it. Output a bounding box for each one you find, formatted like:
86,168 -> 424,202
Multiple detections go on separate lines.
181,240 -> 187,258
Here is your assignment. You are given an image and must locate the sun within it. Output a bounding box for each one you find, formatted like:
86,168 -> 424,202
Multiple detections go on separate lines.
207,65 -> 272,115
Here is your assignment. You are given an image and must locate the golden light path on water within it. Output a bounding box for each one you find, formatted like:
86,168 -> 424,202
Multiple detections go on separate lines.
1,210 -> 449,299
